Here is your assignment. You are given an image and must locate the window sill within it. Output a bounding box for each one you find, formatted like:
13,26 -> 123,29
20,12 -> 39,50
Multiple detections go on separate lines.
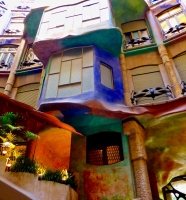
123,43 -> 157,52
163,31 -> 186,44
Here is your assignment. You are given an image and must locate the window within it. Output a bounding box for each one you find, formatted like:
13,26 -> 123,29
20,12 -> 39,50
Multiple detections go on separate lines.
45,46 -> 94,98
157,6 -> 186,39
121,21 -> 152,49
4,17 -> 24,35
150,0 -> 162,5
100,63 -> 114,89
87,132 -> 124,165
19,45 -> 43,69
131,65 -> 168,104
38,0 -> 110,37
174,52 -> 186,83
15,83 -> 40,108
0,87 -> 4,93
0,48 -> 17,70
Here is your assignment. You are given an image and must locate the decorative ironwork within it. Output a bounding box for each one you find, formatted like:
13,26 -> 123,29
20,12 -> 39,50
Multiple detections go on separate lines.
164,23 -> 186,39
180,81 -> 186,95
20,46 -> 42,69
124,37 -> 152,49
17,6 -> 30,10
4,29 -> 21,34
130,86 -> 173,105
162,175 -> 186,200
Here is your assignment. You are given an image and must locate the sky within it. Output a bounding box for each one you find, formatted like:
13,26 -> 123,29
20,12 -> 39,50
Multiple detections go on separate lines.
5,0 -> 86,8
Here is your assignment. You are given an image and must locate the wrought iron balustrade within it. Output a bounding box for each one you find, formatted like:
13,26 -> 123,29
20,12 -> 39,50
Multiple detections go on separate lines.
130,86 -> 173,105
124,37 -> 152,49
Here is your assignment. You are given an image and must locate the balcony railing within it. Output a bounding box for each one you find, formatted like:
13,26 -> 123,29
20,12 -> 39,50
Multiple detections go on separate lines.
163,23 -> 186,39
130,86 -> 173,105
124,37 -> 153,49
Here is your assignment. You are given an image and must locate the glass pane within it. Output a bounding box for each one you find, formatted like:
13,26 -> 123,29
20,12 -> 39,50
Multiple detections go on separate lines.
39,22 -> 48,36
47,28 -> 56,36
100,63 -> 113,89
169,17 -> 178,27
82,67 -> 94,92
73,15 -> 82,28
100,8 -> 109,22
62,48 -> 82,61
74,3 -> 83,15
42,11 -> 51,22
49,53 -> 62,74
83,46 -> 93,68
45,74 -> 59,98
58,83 -> 81,98
160,21 -> 169,32
71,59 -> 82,83
82,5 -> 92,20
59,61 -> 71,85
132,31 -> 139,39
124,32 -> 131,41
1,54 -> 8,63
64,16 -> 74,30
56,11 -> 66,26
8,23 -> 24,33
141,29 -> 148,37
66,5 -> 74,17
100,0 -> 108,9
7,53 -> 15,65
158,12 -> 169,21
177,13 -> 186,23
91,3 -> 100,19
49,11 -> 66,28
169,7 -> 182,16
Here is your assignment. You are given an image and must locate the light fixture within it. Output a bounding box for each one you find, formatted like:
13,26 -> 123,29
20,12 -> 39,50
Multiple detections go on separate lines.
5,158 -> 12,171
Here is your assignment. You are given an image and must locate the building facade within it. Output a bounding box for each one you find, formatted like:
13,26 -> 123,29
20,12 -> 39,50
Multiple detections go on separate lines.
0,0 -> 186,199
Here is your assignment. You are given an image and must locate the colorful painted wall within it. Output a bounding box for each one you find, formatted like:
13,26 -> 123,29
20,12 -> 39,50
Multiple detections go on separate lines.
27,126 -> 72,170
69,115 -> 135,200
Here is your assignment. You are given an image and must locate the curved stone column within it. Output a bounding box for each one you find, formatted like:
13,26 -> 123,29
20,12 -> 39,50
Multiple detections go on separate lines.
119,53 -> 132,106
123,120 -> 152,200
158,44 -> 182,98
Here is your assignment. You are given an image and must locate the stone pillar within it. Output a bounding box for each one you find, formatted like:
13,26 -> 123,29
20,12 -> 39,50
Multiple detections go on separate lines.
119,53 -> 132,106
4,39 -> 26,96
158,44 -> 182,98
123,120 -> 152,200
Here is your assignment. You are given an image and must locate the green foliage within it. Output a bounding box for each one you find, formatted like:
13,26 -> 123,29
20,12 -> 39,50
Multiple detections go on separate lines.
24,131 -> 39,140
11,156 -> 38,174
0,112 -> 18,126
40,169 -> 78,190
40,169 -> 62,183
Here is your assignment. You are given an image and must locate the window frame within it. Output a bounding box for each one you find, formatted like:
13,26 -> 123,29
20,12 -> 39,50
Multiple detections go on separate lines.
157,5 -> 186,39
122,20 -> 152,50
0,47 -> 17,70
86,131 -> 124,165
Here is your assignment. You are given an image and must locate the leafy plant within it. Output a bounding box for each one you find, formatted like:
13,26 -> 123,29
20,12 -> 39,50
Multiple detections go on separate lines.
40,169 -> 62,183
11,156 -> 38,174
39,168 -> 78,190
24,131 -> 39,140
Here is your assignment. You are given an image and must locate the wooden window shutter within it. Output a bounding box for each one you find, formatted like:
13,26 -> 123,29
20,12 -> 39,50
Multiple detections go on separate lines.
15,83 -> 40,108
174,52 -> 186,82
131,66 -> 168,104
